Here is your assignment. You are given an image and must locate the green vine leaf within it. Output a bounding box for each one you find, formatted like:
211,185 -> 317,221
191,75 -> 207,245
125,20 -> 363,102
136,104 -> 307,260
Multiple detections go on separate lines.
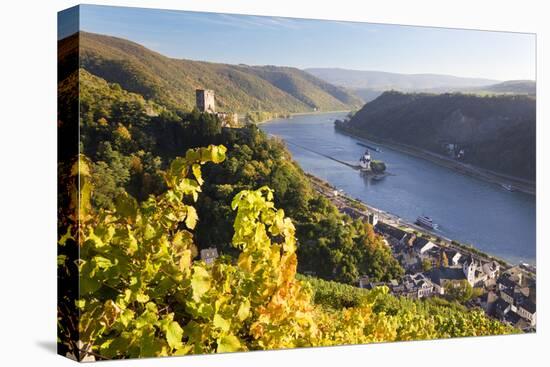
217,334 -> 242,353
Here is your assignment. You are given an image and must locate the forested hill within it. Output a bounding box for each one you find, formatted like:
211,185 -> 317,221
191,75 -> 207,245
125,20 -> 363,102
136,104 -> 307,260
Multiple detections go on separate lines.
72,32 -> 361,113
341,91 -> 536,181
475,80 -> 536,95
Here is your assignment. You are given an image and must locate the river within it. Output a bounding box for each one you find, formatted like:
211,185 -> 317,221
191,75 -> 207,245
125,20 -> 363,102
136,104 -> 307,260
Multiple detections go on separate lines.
261,111 -> 536,265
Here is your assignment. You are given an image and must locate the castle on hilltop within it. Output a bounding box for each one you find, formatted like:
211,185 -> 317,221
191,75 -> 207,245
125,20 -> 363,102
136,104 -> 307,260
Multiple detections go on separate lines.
196,89 -> 216,113
195,89 -> 239,127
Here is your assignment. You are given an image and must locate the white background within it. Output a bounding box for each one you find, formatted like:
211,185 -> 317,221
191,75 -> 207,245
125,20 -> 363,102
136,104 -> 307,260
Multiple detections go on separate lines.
0,0 -> 548,365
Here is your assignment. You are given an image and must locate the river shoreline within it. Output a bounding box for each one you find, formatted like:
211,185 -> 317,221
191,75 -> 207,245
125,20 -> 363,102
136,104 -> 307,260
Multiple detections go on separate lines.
261,111 -> 536,267
305,173 -> 530,272
254,109 -> 352,125
335,125 -> 536,196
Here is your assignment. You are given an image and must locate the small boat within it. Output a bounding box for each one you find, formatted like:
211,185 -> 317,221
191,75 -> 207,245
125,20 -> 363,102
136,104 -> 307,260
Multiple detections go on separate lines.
501,183 -> 515,192
416,215 -> 439,230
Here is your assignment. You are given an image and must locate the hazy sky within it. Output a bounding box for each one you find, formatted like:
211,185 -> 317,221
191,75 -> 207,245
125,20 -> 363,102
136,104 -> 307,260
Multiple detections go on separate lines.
60,4 -> 536,81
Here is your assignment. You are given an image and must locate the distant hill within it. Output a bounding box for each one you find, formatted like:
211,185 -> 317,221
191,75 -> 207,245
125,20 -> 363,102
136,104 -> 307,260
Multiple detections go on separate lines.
339,91 -> 536,180
350,88 -> 384,104
473,80 -> 536,95
305,67 -> 499,91
73,32 -> 362,113
420,80 -> 536,95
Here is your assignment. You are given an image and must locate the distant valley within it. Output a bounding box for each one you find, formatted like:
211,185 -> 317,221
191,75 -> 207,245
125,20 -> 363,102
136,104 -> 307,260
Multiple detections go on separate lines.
306,67 -> 535,103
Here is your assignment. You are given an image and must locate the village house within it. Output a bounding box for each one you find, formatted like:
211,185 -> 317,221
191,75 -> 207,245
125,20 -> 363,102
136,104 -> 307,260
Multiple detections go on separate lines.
398,273 -> 434,299
412,237 -> 438,255
494,269 -> 536,329
516,298 -> 536,326
500,287 -> 515,305
366,212 -> 379,226
494,296 -> 536,330
482,261 -> 500,279
490,267 -> 537,330
362,273 -> 435,300
200,247 -> 219,265
426,267 -> 467,295
358,275 -> 372,289
497,271 -> 532,302
503,311 -> 532,330
480,291 -> 499,314
443,249 -> 462,266
502,265 -> 524,283
407,236 -> 442,269
494,298 -> 512,318
450,251 -> 462,266
375,222 -> 408,246
497,275 -> 517,291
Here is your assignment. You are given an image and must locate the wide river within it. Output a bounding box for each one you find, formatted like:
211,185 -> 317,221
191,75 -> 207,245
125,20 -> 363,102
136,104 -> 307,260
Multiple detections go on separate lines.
261,112 -> 536,265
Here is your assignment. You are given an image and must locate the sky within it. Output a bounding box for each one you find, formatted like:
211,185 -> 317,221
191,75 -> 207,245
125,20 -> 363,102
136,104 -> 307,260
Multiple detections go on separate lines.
59,4 -> 536,81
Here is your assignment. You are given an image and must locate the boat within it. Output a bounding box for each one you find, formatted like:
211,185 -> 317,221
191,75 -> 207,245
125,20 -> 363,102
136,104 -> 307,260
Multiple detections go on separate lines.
501,183 -> 515,192
359,149 -> 371,171
416,215 -> 439,230
356,142 -> 381,152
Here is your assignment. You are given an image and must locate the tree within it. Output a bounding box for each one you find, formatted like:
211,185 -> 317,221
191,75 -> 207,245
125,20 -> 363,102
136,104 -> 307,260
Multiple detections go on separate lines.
446,280 -> 474,303
422,259 -> 432,272
440,250 -> 449,268
360,224 -> 404,282
91,142 -> 131,209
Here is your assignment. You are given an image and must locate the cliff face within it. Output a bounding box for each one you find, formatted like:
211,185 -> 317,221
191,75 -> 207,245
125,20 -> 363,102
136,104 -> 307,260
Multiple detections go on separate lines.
343,91 -> 536,180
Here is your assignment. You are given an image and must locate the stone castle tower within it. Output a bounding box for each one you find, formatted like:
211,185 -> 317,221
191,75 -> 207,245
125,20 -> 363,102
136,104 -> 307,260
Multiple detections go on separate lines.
195,89 -> 216,113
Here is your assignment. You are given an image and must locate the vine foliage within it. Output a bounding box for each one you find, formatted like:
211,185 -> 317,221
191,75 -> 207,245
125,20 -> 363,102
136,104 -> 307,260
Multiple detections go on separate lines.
58,144 -> 514,360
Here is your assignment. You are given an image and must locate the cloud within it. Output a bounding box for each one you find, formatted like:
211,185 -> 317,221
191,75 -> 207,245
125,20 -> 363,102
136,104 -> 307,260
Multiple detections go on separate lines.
215,13 -> 304,30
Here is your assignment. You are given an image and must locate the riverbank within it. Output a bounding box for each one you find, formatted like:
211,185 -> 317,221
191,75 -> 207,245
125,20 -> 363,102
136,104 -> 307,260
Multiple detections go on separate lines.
290,109 -> 352,117
335,125 -> 536,196
305,172 -> 524,271
261,111 -> 535,266
253,109 -> 352,125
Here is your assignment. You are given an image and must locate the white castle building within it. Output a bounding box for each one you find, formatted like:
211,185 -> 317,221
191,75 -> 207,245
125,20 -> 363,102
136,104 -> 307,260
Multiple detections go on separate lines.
359,149 -> 372,171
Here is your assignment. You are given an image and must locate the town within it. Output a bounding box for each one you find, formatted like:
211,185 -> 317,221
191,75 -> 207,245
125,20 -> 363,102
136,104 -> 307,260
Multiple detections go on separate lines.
307,174 -> 537,332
